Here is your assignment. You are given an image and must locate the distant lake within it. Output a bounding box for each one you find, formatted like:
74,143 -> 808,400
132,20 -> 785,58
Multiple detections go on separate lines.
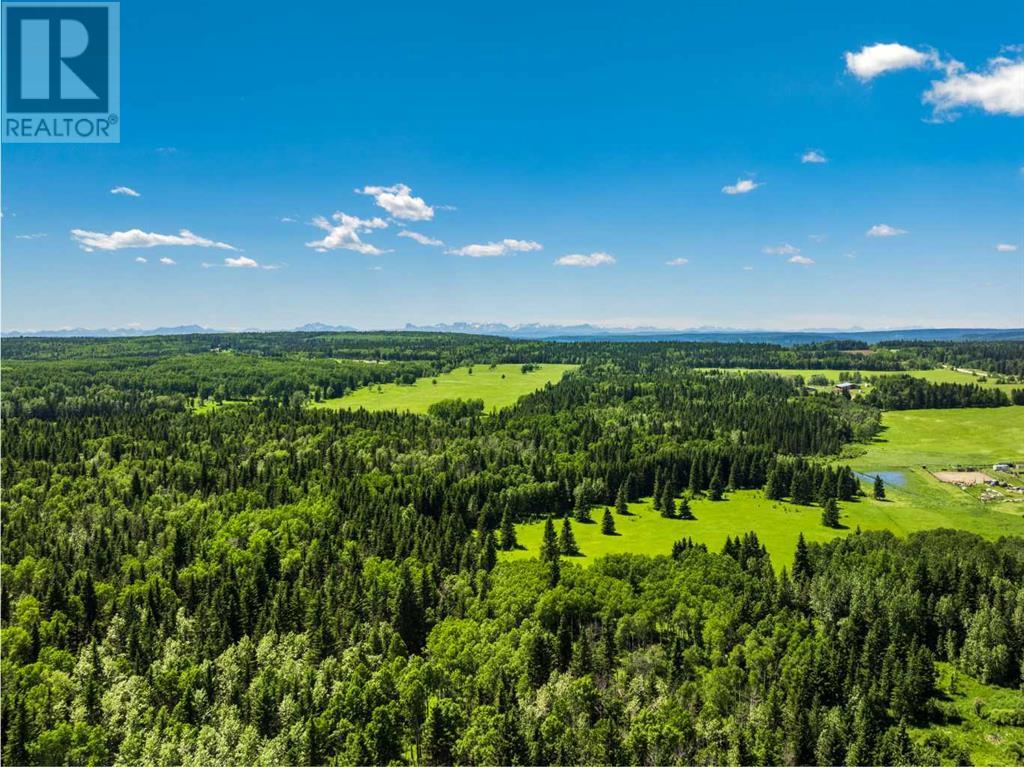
855,471 -> 907,488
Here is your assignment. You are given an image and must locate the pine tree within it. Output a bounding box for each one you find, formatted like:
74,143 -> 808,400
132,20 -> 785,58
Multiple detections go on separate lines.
601,508 -> 616,535
540,518 -> 559,563
559,518 -> 580,556
790,469 -> 813,505
793,533 -> 812,581
764,466 -> 784,500
660,485 -> 676,518
677,494 -> 694,520
821,497 -> 840,528
499,509 -> 517,551
615,483 -> 629,515
708,474 -> 724,501
873,474 -> 886,500
479,531 -> 497,572
652,475 -> 662,511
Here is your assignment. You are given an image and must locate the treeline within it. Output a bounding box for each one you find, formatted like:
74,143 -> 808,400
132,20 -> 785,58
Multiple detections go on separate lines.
861,376 -> 1010,410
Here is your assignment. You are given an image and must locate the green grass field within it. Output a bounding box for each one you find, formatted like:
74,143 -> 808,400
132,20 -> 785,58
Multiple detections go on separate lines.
912,663 -> 1024,766
312,363 -> 577,414
506,407 -> 1024,569
705,366 -> 1022,393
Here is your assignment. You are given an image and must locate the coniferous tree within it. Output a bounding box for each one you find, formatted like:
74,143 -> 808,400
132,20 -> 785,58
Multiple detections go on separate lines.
793,533 -> 812,581
821,497 -> 841,528
677,494 -> 694,520
873,474 -> 886,500
660,485 -> 676,518
709,474 -> 724,501
764,466 -> 784,500
601,508 -> 616,535
540,518 -> 559,563
615,483 -> 629,515
499,509 -> 517,551
559,518 -> 580,556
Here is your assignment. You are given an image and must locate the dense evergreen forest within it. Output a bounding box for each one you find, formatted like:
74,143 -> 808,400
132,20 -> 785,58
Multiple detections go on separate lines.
2,334 -> 1023,766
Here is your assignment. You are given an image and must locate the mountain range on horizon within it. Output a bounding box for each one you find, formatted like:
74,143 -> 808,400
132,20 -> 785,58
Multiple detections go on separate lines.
3,322 -> 1023,345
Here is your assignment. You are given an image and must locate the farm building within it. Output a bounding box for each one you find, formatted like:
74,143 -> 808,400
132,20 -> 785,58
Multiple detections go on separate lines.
993,463 -> 1013,472
835,382 -> 860,392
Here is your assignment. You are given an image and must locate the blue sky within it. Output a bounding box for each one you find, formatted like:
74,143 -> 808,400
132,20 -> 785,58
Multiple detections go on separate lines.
2,0 -> 1022,330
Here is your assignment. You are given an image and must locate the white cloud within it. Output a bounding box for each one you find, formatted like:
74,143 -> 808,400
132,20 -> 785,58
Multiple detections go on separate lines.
399,230 -> 444,247
665,257 -> 689,266
225,255 -> 260,268
742,266 -> 754,271
763,243 -> 800,255
71,228 -> 238,252
15,233 -> 47,240
722,178 -> 761,195
134,257 -> 147,263
996,243 -> 1019,252
368,265 -> 383,271
110,186 -> 141,197
357,183 -> 434,221
845,43 -> 936,81
306,212 -> 388,254
280,216 -> 297,223
159,257 -> 176,265
924,57 -> 1024,117
554,252 -> 616,268
448,238 -> 542,257
788,255 -> 815,265
801,150 -> 828,164
866,224 -> 908,237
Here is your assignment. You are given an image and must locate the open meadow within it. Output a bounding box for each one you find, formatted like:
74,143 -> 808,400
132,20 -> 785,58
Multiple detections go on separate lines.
311,363 -> 577,413
704,366 -> 1022,393
507,405 -> 1024,569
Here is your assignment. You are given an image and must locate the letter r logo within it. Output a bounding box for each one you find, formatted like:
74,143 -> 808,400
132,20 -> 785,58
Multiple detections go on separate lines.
5,4 -> 109,113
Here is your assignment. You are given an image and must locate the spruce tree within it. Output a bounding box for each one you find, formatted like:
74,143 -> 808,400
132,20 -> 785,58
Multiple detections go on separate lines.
677,494 -> 694,520
601,508 -> 616,535
660,485 -> 676,518
873,474 -> 886,500
764,467 -> 784,500
499,509 -> 517,551
708,474 -> 724,501
559,518 -> 580,556
821,497 -> 840,528
793,533 -> 812,581
540,518 -> 559,563
615,483 -> 629,515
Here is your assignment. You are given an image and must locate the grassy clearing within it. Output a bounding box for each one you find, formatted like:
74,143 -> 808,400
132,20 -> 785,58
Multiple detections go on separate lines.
704,366 -> 1022,393
504,483 -> 1024,570
312,363 -> 577,414
910,662 -> 1024,766
506,407 -> 1024,569
846,407 -> 1024,469
192,398 -> 251,414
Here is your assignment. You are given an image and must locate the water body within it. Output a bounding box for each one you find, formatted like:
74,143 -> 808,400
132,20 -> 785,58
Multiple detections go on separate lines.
855,471 -> 907,488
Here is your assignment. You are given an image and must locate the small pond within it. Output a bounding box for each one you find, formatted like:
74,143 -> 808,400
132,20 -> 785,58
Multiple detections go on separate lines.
854,470 -> 907,488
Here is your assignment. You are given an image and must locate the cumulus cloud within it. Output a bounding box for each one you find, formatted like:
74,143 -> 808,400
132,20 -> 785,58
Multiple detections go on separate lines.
722,178 -> 761,195
399,230 -> 444,247
554,252 -> 616,268
924,57 -> 1024,117
996,243 -> 1019,252
159,257 -> 176,265
280,216 -> 298,223
763,243 -> 801,255
134,257 -> 147,263
357,183 -> 434,221
448,239 -> 542,257
866,224 -> 908,237
847,43 -> 1023,119
225,255 -> 260,268
665,257 -> 689,266
788,255 -> 815,265
71,228 -> 238,252
845,43 -> 938,80
110,186 -> 140,197
801,150 -> 828,164
306,213 -> 388,254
